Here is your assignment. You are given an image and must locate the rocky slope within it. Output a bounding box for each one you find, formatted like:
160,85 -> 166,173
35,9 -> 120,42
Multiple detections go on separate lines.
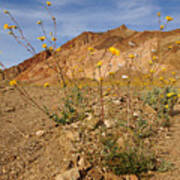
2,25 -> 180,84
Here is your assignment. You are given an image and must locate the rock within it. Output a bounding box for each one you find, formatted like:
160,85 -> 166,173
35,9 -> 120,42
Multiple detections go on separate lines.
128,41 -> 136,47
36,130 -> 45,137
77,157 -> 85,168
4,106 -> 15,112
125,174 -> 138,180
86,113 -> 93,121
117,137 -> 124,149
66,130 -> 80,141
77,156 -> 91,170
133,111 -> 139,117
105,173 -> 123,179
104,120 -> 114,128
144,104 -> 156,115
55,168 -> 80,180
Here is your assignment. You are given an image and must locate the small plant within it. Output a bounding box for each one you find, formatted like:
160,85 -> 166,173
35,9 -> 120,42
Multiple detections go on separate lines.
101,136 -> 158,176
45,85 -> 87,125
142,86 -> 178,126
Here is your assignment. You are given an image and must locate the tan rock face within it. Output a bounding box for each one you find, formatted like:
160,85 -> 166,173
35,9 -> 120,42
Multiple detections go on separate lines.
2,25 -> 180,84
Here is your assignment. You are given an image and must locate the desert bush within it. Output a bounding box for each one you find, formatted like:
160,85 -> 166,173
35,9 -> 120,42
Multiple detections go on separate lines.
142,86 -> 178,126
45,85 -> 87,125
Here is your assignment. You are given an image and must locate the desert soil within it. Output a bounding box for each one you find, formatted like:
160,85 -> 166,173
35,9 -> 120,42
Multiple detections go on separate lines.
0,85 -> 180,180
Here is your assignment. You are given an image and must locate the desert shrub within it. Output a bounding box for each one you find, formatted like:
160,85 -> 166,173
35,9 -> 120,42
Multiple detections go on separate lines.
100,134 -> 157,176
142,86 -> 178,126
45,85 -> 87,124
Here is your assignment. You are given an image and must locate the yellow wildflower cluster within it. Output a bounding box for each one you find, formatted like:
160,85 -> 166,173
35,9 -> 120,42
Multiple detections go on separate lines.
46,1 -> 52,6
168,45 -> 173,49
160,25 -> 164,30
150,69 -> 155,73
88,47 -> 94,52
98,77 -> 103,81
9,80 -> 17,86
109,71 -> 115,76
176,41 -> 180,45
159,76 -> 164,81
44,82 -> 49,87
3,10 -> 9,14
4,24 -> 17,30
149,60 -> 153,65
152,56 -> 158,61
128,54 -> 135,59
37,36 -> 46,41
3,24 -> 9,30
161,67 -> 166,72
167,92 -> 176,98
36,20 -> 42,25
97,61 -> 102,68
166,16 -> 173,22
42,43 -> 47,49
169,77 -> 176,83
109,47 -> 120,56
51,37 -> 56,41
49,46 -> 54,51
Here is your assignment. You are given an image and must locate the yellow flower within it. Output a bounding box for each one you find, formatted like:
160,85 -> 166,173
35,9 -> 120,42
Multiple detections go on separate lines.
168,45 -> 173,49
149,60 -> 153,65
159,76 -> 164,81
37,36 -> 46,41
161,67 -> 166,72
10,25 -> 17,29
49,46 -> 54,51
172,71 -> 176,75
166,16 -> 173,22
160,25 -> 164,30
109,72 -> 115,76
42,43 -> 47,49
3,10 -> 9,14
96,61 -> 102,68
109,47 -> 120,56
176,41 -> 180,45
78,84 -> 83,89
78,68 -> 83,72
36,20 -> 42,25
178,94 -> 180,98
167,92 -> 175,98
44,82 -> 49,87
150,69 -> 155,73
163,80 -> 169,85
56,47 -> 61,52
98,77 -> 103,81
46,1 -> 52,6
169,77 -> 176,83
152,55 -> 158,61
164,104 -> 169,109
157,12 -> 161,17
88,47 -> 94,51
128,54 -> 135,59
3,24 -> 9,30
9,80 -> 17,86
51,37 -> 56,41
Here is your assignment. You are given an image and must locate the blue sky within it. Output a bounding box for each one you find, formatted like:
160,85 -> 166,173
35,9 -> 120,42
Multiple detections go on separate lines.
0,0 -> 179,68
